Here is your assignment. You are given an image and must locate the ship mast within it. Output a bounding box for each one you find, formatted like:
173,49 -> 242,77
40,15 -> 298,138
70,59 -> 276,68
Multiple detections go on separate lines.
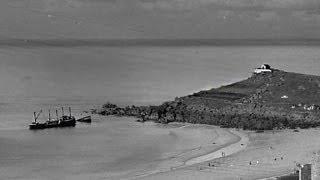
56,109 -> 59,120
61,107 -> 64,116
69,107 -> 72,117
34,112 -> 36,123
33,110 -> 42,123
48,109 -> 51,121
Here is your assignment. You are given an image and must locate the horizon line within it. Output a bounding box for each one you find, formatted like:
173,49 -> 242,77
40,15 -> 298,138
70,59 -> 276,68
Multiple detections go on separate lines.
1,38 -> 320,47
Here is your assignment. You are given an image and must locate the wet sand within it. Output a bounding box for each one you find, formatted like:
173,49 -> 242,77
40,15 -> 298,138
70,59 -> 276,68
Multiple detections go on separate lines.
115,123 -> 241,180
185,129 -> 248,166
138,128 -> 320,180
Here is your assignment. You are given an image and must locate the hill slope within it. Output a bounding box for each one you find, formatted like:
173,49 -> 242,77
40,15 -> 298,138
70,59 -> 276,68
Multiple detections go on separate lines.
153,69 -> 320,130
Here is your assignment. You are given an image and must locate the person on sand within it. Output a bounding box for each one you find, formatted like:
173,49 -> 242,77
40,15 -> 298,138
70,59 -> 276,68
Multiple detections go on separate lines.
222,152 -> 225,157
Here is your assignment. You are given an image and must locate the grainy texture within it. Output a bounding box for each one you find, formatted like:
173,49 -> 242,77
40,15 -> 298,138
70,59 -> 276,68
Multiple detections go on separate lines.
134,69 -> 320,130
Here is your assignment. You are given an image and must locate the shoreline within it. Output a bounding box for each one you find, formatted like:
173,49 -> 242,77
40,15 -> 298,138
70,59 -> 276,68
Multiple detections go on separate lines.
184,129 -> 248,166
2,112 -> 320,180
129,125 -> 247,180
138,128 -> 320,180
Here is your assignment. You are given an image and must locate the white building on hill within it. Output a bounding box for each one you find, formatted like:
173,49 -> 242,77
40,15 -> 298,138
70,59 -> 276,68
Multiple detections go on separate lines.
254,64 -> 272,74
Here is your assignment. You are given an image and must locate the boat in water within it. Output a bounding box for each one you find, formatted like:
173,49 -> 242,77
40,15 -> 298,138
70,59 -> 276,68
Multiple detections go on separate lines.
59,116 -> 76,127
44,109 -> 59,128
45,120 -> 60,128
29,110 -> 46,130
29,107 -> 76,130
57,107 -> 76,127
77,116 -> 91,123
29,122 -> 47,130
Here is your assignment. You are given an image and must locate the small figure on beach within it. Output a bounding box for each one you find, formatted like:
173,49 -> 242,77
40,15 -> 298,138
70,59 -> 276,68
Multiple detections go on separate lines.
222,152 -> 226,157
208,162 -> 215,167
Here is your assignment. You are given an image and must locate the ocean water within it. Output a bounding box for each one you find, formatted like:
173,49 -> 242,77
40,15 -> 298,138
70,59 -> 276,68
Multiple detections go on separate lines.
1,45 -> 320,108
0,117 -> 213,179
0,44 -> 320,179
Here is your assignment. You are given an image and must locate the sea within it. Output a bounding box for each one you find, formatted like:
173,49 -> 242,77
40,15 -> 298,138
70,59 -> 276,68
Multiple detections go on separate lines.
0,43 -> 320,179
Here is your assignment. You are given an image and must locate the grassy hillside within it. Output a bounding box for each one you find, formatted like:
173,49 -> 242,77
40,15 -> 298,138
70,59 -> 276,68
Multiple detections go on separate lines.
94,69 -> 320,130
152,69 -> 320,130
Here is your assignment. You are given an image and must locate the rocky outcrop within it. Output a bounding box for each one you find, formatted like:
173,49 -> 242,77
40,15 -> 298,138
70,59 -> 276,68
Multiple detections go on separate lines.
151,70 -> 320,130
93,69 -> 320,130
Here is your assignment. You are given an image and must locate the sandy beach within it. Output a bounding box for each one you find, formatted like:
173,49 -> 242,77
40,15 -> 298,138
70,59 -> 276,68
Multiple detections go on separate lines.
136,128 -> 320,180
184,129 -> 248,166
3,113 -> 320,180
109,123 -> 241,180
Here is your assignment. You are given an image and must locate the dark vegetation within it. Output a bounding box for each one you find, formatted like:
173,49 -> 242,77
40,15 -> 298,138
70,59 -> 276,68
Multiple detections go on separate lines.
92,69 -> 320,130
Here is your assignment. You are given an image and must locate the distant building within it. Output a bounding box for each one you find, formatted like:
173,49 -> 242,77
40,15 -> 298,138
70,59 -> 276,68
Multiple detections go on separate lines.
254,64 -> 272,74
300,164 -> 312,180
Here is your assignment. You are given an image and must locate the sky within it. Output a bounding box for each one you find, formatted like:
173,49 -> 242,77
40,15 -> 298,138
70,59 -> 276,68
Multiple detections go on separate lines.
1,0 -> 320,106
1,0 -> 320,39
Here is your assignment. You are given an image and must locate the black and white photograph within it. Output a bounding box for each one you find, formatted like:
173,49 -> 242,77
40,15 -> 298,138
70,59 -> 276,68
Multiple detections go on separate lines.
1,0 -> 320,179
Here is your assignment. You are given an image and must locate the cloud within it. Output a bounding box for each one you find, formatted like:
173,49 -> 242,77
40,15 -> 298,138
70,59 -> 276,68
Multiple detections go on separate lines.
136,0 -> 320,12
3,0 -> 320,39
10,0 -> 320,14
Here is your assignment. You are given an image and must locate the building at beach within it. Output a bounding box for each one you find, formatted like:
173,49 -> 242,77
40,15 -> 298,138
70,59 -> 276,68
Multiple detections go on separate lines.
297,154 -> 320,180
312,154 -> 320,180
254,64 -> 272,74
299,164 -> 311,180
